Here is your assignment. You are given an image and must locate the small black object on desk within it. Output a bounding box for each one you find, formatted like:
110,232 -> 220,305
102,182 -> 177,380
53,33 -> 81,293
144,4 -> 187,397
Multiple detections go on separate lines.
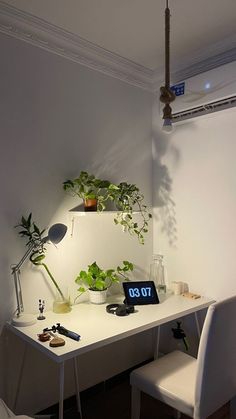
43,323 -> 81,341
106,303 -> 135,316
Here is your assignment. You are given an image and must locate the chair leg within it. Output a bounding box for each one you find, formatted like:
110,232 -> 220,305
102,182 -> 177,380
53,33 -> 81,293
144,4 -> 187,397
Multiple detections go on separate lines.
131,385 -> 141,419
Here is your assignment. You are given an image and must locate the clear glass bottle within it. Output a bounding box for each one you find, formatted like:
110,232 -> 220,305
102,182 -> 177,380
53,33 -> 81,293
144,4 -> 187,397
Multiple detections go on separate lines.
149,254 -> 166,294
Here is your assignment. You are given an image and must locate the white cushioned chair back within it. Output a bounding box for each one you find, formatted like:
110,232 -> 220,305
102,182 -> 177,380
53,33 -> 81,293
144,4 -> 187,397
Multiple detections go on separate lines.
194,296 -> 236,419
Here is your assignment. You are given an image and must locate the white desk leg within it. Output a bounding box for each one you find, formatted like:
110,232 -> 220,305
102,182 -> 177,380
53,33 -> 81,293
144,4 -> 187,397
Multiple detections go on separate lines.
194,312 -> 201,340
73,357 -> 83,418
13,342 -> 27,411
153,326 -> 160,359
59,362 -> 64,419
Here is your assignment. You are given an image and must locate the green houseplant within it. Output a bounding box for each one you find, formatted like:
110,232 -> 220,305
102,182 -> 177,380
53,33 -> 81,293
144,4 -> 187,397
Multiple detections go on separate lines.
63,171 -> 152,244
75,260 -> 133,304
110,182 -> 152,245
15,213 -> 71,313
63,171 -> 119,212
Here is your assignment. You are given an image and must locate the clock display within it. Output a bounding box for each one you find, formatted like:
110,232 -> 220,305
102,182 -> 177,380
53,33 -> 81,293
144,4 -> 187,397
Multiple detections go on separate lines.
123,281 -> 159,305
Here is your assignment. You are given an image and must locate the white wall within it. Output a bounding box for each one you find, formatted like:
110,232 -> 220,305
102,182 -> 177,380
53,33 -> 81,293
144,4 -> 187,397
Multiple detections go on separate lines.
153,107 -> 236,300
153,104 -> 236,416
0,32 -> 153,413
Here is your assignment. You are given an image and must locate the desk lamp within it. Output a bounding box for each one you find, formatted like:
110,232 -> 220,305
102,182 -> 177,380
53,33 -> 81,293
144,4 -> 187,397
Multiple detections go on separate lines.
11,223 -> 67,327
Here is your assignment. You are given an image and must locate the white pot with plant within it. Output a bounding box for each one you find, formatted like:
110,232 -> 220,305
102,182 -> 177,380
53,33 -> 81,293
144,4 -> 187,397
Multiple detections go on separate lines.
75,260 -> 134,304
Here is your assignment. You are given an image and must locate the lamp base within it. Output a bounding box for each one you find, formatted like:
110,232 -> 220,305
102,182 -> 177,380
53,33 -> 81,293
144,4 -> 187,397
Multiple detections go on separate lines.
12,313 -> 36,327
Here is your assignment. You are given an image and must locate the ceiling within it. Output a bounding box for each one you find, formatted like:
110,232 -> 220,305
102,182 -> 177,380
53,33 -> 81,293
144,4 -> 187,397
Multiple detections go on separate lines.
1,0 -> 236,75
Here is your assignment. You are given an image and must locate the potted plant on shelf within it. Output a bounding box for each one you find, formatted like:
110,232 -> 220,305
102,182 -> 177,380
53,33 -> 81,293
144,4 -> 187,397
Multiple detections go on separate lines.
63,171 -> 152,244
63,171 -> 119,212
75,260 -> 134,304
15,213 -> 71,313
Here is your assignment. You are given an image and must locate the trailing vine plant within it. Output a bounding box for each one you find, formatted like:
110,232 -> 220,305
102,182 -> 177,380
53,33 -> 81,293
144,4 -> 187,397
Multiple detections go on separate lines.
110,182 -> 152,245
63,171 -> 152,244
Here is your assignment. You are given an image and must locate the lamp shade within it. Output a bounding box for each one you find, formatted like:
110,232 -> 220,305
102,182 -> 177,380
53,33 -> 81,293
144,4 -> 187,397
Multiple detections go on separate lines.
46,223 -> 67,244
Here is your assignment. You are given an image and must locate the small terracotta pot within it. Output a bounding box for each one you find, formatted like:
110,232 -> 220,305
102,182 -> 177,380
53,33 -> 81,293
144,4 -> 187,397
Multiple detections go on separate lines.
84,198 -> 97,212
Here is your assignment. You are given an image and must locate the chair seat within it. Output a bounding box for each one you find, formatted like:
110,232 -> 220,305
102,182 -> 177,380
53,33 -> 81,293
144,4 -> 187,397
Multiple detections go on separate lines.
0,399 -> 13,419
0,399 -> 32,419
130,350 -> 197,417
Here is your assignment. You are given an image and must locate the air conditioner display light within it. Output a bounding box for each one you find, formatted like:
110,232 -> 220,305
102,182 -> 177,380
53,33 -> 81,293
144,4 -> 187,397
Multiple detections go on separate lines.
205,82 -> 211,90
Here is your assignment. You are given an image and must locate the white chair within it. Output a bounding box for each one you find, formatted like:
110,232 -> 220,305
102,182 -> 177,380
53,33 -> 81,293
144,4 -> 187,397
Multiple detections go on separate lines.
0,399 -> 51,419
0,398 -> 33,418
130,296 -> 236,419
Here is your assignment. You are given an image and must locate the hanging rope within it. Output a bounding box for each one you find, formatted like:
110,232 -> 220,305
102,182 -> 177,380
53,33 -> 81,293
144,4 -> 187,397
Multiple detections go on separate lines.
160,0 -> 175,114
165,0 -> 170,88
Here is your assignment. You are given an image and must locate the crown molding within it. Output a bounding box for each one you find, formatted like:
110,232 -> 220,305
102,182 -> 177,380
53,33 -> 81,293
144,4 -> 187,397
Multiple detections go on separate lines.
173,48 -> 236,83
153,35 -> 236,90
0,1 -> 154,91
0,1 -> 235,93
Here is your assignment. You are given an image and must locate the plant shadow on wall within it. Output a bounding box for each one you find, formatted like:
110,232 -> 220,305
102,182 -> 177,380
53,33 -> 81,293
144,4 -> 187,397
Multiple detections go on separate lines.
152,128 -> 178,247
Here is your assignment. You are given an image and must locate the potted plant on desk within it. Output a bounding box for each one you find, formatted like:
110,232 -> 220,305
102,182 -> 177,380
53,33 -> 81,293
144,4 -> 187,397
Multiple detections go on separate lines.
75,260 -> 134,304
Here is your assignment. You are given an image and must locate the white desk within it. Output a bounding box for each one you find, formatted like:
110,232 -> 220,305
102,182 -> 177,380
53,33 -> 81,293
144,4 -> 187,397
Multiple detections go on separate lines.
6,293 -> 214,419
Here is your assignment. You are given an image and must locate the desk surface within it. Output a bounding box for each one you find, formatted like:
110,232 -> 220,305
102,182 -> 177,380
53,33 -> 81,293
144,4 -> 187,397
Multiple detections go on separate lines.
6,293 -> 214,363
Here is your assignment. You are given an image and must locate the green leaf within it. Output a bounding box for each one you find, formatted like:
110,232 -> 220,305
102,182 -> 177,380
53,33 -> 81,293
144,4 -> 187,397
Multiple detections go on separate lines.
31,254 -> 45,263
79,270 -> 87,279
33,223 -> 40,235
106,269 -> 115,276
108,184 -> 120,191
18,231 -> 30,236
21,216 -> 27,226
95,279 -> 106,290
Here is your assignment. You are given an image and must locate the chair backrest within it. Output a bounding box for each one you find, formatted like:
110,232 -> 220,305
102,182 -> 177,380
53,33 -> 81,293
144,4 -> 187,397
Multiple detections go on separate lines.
194,296 -> 236,419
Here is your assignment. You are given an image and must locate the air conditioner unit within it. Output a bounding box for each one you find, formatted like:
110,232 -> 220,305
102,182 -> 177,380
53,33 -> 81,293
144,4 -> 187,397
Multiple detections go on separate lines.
169,61 -> 236,123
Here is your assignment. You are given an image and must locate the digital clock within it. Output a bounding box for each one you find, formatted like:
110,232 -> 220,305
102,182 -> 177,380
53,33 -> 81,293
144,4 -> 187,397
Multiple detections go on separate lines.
123,281 -> 159,305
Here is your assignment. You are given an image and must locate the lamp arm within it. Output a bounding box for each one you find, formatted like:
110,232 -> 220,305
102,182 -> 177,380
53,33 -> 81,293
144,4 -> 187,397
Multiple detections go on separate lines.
12,268 -> 23,316
12,243 -> 35,272
11,243 -> 35,317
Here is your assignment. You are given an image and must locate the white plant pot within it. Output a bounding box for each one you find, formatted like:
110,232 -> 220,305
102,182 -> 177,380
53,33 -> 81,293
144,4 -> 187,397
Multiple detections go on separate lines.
88,289 -> 107,304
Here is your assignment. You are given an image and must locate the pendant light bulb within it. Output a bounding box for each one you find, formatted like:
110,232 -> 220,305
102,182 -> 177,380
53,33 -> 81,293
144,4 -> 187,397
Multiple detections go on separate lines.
162,102 -> 174,133
162,118 -> 173,133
